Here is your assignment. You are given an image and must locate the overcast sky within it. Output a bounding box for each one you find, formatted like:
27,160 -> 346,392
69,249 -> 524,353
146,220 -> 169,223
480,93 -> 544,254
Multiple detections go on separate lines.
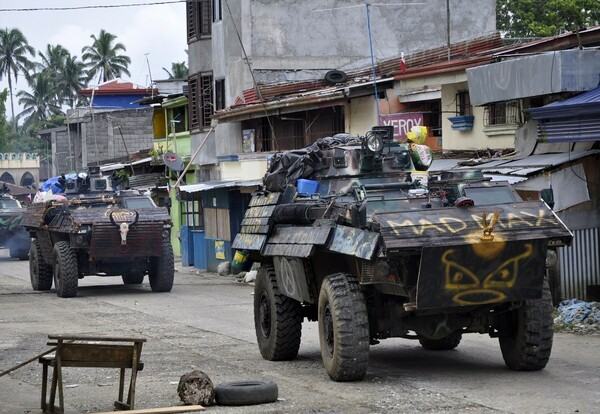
0,0 -> 187,117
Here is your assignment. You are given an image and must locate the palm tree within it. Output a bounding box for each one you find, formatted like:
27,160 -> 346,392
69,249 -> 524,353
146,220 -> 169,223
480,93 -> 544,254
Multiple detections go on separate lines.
16,72 -> 62,131
0,28 -> 35,129
58,55 -> 88,109
162,61 -> 188,79
37,44 -> 69,75
81,29 -> 131,83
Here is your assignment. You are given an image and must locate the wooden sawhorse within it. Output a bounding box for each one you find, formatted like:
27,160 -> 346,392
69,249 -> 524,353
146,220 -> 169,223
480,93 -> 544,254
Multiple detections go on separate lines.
39,334 -> 146,413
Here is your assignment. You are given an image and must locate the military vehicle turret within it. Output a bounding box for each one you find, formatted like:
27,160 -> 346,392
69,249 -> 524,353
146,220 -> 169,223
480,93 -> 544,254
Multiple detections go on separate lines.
21,166 -> 174,298
233,126 -> 572,381
0,185 -> 30,260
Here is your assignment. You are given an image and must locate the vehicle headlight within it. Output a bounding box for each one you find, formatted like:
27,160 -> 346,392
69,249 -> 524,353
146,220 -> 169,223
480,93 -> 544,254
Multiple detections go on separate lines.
162,229 -> 170,238
366,135 -> 383,153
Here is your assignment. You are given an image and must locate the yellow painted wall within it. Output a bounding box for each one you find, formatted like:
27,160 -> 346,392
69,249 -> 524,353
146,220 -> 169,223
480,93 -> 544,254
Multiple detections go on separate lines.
220,158 -> 268,181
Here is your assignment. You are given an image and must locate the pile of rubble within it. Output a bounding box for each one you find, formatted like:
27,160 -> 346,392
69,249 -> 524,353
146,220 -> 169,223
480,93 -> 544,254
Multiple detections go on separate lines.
554,299 -> 600,335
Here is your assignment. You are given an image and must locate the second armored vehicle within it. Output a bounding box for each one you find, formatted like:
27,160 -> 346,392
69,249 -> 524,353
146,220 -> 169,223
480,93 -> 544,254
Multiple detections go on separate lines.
21,167 -> 174,298
233,126 -> 572,381
0,186 -> 31,260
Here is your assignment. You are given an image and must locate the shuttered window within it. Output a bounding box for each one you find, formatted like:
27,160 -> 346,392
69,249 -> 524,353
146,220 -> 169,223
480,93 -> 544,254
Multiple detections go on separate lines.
186,0 -> 211,41
188,75 -> 199,130
200,72 -> 214,128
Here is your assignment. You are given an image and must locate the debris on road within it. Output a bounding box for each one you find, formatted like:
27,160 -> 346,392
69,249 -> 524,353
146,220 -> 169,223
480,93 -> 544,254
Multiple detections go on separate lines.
554,299 -> 600,334
177,370 -> 216,406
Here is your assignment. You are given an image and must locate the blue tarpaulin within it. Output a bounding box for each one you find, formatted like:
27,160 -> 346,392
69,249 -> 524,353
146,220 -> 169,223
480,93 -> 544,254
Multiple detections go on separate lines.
40,173 -> 77,194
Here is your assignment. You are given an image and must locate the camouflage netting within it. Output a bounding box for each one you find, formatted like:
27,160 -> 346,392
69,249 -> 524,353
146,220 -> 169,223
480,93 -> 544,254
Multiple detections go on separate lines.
264,133 -> 360,193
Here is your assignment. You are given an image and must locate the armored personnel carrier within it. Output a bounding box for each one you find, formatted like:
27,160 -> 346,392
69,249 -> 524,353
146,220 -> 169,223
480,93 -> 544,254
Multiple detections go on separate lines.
0,185 -> 30,260
233,126 -> 572,381
21,167 -> 174,298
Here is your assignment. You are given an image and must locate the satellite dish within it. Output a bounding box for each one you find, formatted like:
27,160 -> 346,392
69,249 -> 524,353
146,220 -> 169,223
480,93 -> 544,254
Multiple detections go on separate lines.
163,152 -> 184,171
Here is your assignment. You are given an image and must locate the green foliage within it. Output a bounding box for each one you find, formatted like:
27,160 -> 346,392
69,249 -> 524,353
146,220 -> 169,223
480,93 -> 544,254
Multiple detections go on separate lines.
0,88 -> 8,149
162,61 -> 188,79
497,0 -> 600,38
81,29 -> 131,83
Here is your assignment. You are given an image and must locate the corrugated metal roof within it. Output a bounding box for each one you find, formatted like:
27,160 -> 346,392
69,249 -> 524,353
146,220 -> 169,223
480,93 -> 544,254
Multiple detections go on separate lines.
529,85 -> 600,119
483,174 -> 529,184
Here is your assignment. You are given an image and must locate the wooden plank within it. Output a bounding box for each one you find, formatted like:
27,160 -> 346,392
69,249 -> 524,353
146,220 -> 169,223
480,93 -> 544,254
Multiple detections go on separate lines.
216,208 -> 230,241
327,226 -> 380,260
263,243 -> 314,257
268,225 -> 331,245
376,200 -> 572,250
204,208 -> 217,238
94,404 -> 205,413
232,233 -> 267,251
241,217 -> 270,226
245,205 -> 276,218
240,225 -> 270,234
249,192 -> 280,207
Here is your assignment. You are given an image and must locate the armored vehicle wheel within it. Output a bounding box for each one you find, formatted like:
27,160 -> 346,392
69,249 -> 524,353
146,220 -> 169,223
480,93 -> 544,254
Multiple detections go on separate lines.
29,239 -> 53,291
122,272 -> 145,284
498,279 -> 553,371
53,241 -> 78,298
149,239 -> 174,292
318,273 -> 369,382
254,264 -> 302,361
419,331 -> 462,350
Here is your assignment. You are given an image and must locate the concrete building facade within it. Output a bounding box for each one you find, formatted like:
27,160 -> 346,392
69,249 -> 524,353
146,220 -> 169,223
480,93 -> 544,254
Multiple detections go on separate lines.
186,0 -> 497,178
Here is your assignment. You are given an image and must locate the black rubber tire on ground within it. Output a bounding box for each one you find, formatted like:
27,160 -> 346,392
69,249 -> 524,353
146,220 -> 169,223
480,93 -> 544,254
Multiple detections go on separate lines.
498,278 -> 554,371
122,272 -> 145,285
318,273 -> 369,382
29,239 -> 53,291
215,380 -> 278,406
148,239 -> 174,292
419,331 -> 462,351
254,264 -> 303,361
53,241 -> 78,298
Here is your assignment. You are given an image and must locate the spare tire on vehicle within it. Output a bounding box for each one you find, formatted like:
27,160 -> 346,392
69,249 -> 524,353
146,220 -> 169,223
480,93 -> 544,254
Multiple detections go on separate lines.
324,70 -> 348,85
215,380 -> 278,406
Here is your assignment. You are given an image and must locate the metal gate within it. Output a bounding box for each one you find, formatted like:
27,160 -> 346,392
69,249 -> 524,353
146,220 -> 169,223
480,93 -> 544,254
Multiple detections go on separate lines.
559,227 -> 600,300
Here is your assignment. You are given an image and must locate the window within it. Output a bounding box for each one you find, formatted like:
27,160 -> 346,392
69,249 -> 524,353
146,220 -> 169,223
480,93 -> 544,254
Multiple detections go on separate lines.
484,100 -> 519,126
168,106 -> 187,133
188,75 -> 199,129
213,0 -> 223,22
188,72 -> 214,130
200,73 -> 214,128
186,0 -> 211,41
205,207 -> 230,240
215,79 -> 225,111
456,90 -> 472,116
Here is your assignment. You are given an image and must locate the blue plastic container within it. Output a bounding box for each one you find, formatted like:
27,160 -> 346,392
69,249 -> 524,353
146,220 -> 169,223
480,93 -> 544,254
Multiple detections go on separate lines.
297,179 -> 319,195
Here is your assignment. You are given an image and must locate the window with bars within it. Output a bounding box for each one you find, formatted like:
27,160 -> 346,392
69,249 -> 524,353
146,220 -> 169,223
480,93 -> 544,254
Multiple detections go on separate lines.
188,72 -> 214,131
186,0 -> 211,41
484,100 -> 519,126
188,75 -> 199,130
456,90 -> 472,116
215,79 -> 225,111
200,73 -> 214,128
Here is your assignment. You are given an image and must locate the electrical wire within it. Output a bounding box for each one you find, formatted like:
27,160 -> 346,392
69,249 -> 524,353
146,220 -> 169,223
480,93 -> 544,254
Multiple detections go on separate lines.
0,1 -> 185,12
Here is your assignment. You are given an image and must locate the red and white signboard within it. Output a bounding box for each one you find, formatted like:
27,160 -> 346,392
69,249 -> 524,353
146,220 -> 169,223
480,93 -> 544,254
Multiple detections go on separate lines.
380,113 -> 424,140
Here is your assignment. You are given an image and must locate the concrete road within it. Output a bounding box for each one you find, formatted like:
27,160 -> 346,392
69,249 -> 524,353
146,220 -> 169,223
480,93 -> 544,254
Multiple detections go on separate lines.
1,251 -> 599,414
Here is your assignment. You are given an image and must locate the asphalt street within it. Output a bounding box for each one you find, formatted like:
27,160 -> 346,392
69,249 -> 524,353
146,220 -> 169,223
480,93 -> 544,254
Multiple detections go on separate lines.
1,251 -> 599,414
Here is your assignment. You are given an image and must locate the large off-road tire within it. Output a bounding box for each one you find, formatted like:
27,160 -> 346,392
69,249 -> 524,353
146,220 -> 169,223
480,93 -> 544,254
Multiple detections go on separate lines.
419,331 -> 462,351
254,264 -> 302,361
318,273 -> 369,382
498,279 -> 553,371
29,239 -> 53,291
148,239 -> 174,292
122,272 -> 145,285
53,241 -> 78,298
